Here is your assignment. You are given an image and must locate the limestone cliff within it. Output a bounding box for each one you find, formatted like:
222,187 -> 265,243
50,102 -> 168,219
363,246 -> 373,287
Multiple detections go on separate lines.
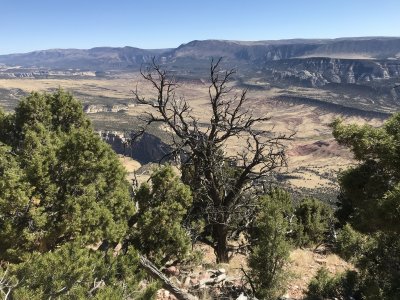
266,58 -> 400,87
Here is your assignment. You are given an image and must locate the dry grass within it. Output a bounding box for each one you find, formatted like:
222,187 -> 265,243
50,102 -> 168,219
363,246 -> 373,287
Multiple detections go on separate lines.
0,77 -> 135,99
286,248 -> 353,299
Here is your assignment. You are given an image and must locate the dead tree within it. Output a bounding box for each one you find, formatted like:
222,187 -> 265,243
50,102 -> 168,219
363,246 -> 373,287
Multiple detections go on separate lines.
133,58 -> 293,263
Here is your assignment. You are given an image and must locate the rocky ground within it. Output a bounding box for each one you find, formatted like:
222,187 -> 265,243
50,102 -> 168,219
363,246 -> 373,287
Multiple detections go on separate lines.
154,245 -> 352,300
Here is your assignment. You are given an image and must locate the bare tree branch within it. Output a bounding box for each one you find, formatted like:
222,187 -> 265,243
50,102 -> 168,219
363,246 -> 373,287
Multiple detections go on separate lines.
133,58 -> 293,262
0,266 -> 18,300
139,255 -> 198,300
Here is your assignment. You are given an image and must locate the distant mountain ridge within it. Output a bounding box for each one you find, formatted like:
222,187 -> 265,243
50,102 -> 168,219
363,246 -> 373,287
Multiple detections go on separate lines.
169,37 -> 400,61
1,37 -> 400,115
0,46 -> 168,70
0,37 -> 399,71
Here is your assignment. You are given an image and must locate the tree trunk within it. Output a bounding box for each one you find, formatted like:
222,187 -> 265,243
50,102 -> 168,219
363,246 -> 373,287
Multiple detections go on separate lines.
213,223 -> 230,263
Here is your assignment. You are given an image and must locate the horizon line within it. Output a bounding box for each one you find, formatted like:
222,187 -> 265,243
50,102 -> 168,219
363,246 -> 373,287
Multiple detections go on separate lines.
1,35 -> 400,56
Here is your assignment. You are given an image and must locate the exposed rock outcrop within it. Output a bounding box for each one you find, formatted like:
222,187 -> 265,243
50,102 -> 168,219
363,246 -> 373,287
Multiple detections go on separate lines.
99,131 -> 172,164
267,58 -> 400,87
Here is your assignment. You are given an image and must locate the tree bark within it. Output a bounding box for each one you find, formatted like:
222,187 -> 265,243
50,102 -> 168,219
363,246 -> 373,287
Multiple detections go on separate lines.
213,224 -> 230,263
139,255 -> 198,300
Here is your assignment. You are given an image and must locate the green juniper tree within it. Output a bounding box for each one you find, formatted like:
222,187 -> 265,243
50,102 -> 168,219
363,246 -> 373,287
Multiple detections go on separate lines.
0,90 -> 151,299
9,243 -> 145,300
0,144 -> 33,262
329,115 -> 400,299
0,90 -> 135,259
294,197 -> 334,248
132,165 -> 193,266
247,189 -> 294,300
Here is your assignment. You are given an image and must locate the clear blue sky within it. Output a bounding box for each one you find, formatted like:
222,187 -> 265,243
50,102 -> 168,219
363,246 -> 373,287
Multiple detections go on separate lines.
1,0 -> 399,54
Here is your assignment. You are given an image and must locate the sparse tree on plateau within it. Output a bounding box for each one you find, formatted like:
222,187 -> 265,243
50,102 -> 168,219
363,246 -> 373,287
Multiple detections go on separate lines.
133,58 -> 292,263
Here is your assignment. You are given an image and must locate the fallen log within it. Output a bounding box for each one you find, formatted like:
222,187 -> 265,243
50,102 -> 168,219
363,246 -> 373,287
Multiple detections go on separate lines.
139,255 -> 198,300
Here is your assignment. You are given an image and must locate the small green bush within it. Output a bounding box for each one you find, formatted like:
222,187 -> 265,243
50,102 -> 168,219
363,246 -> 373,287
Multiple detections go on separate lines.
248,189 -> 293,300
335,223 -> 370,262
133,165 -> 193,266
294,198 -> 334,247
305,268 -> 360,300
